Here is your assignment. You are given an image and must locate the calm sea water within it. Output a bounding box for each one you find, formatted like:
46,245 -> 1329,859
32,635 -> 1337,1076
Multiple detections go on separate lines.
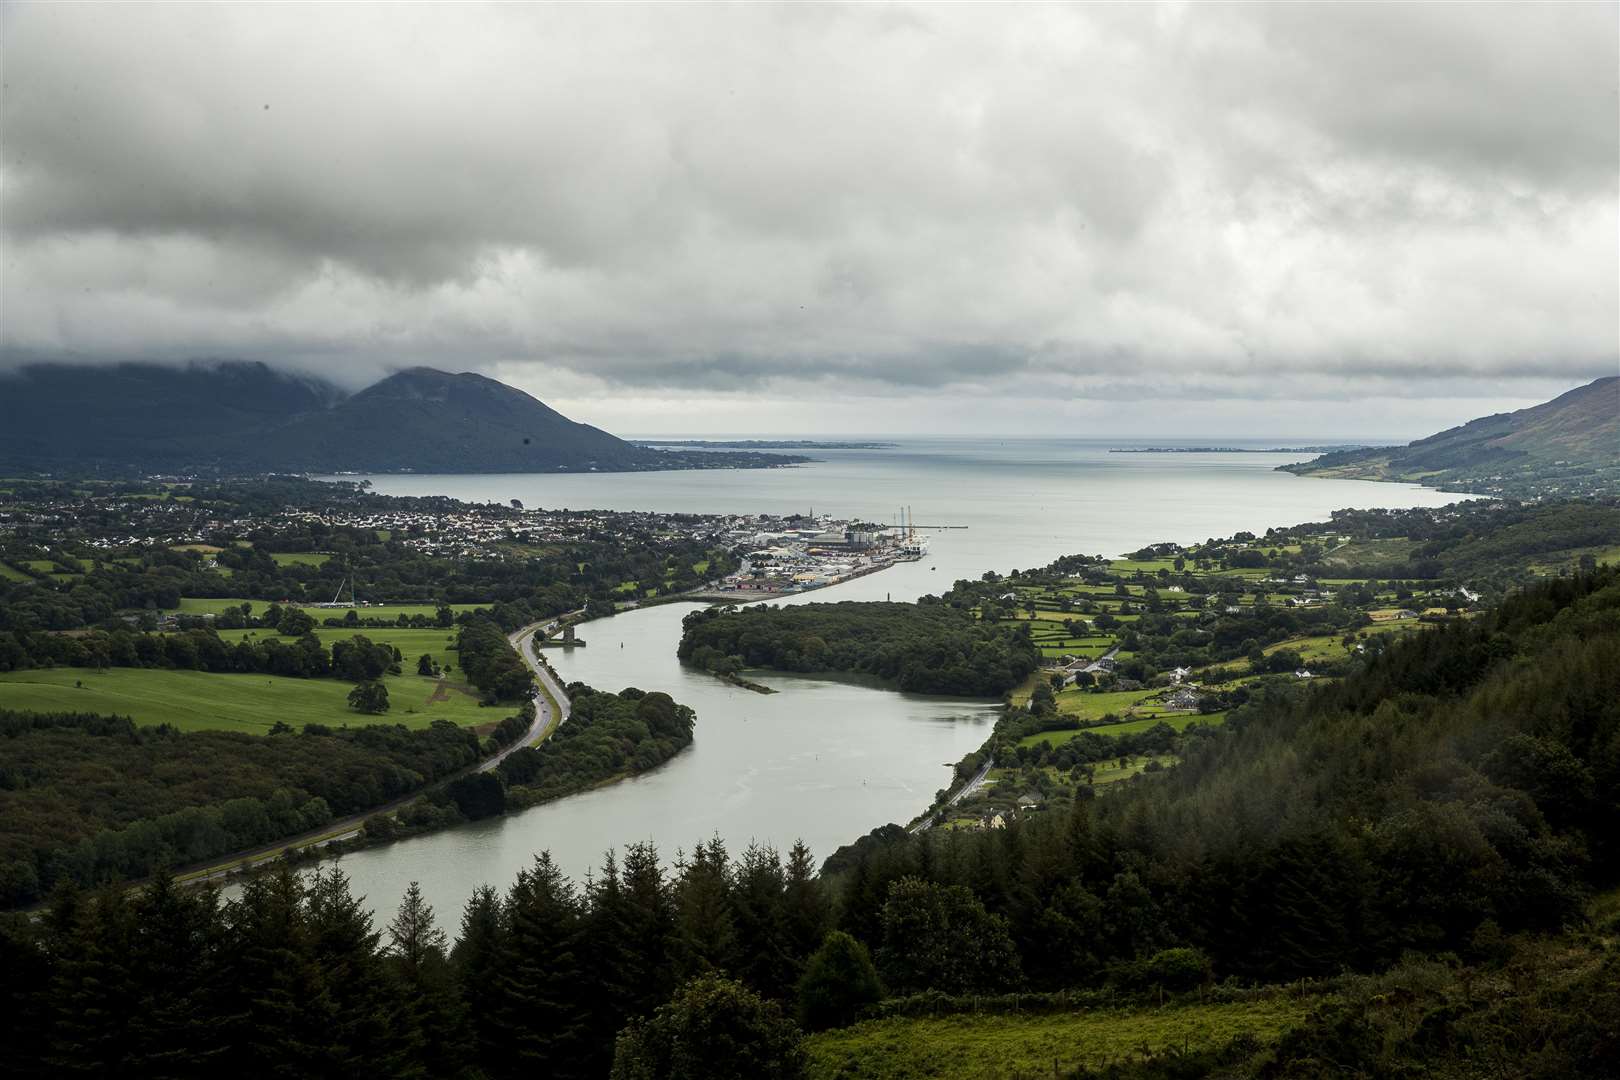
317,439 -> 1466,926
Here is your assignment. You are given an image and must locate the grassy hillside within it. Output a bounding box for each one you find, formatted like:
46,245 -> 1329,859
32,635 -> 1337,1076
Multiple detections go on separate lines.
805,995 -> 1314,1080
803,902 -> 1620,1080
0,665 -> 489,732
1284,376 -> 1618,497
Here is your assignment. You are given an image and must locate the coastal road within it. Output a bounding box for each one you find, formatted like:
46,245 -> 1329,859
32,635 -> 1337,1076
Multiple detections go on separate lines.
484,622 -> 573,771
910,754 -> 996,833
175,618 -> 572,887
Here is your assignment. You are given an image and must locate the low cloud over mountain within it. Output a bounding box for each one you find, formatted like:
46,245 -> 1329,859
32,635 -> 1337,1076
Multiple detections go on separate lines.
2,3 -> 1614,434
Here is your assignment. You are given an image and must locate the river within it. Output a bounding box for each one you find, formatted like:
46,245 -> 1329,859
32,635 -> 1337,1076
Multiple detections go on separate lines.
318,438 -> 1466,926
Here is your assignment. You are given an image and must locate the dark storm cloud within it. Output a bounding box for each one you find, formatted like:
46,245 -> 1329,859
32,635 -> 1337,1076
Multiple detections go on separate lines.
1,1 -> 1615,406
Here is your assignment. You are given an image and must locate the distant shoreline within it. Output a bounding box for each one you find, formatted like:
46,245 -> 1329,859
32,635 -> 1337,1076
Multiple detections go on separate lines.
633,439 -> 897,450
1110,445 -> 1383,454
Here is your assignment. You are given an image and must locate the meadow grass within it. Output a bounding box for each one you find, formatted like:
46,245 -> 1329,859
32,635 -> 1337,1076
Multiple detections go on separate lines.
0,563 -> 32,583
1107,557 -> 1181,572
0,665 -> 493,732
1017,712 -> 1224,749
268,552 -> 333,566
1091,752 -> 1182,784
1050,687 -> 1160,719
1319,537 -> 1418,565
803,995 -> 1314,1080
169,597 -> 487,619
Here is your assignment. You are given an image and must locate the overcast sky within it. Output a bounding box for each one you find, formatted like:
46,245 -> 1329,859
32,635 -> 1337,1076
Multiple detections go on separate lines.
2,2 -> 1615,437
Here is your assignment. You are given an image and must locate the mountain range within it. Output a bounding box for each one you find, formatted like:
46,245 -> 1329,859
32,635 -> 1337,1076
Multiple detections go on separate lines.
0,362 -> 804,475
1282,376 -> 1618,498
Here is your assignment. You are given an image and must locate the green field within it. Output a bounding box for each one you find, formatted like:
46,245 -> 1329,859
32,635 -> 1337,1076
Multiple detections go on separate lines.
170,597 -> 487,620
1018,711 -> 1224,749
0,665 -> 494,732
268,551 -> 333,567
803,996 -> 1314,1080
0,563 -> 31,583
1090,752 -> 1182,784
1046,687 -> 1160,718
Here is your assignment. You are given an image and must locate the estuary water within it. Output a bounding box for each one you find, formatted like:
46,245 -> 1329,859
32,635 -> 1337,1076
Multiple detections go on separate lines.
319,438 -> 1466,925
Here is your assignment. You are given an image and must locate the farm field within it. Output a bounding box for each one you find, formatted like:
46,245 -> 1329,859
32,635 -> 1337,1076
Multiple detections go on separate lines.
269,551 -> 333,566
169,597 -> 487,620
0,665 -> 491,732
802,996 -> 1314,1080
1090,751 -> 1182,784
1017,711 -> 1224,749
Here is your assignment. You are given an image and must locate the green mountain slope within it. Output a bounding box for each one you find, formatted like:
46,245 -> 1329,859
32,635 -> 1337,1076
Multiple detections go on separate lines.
1283,376 -> 1618,497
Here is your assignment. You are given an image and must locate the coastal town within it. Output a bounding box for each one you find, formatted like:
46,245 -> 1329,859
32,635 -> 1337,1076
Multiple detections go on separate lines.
0,478 -> 928,607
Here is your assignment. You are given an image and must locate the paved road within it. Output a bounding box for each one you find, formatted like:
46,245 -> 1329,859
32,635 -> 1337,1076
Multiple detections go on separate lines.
177,618 -> 573,886
483,622 -> 573,771
910,754 -> 996,833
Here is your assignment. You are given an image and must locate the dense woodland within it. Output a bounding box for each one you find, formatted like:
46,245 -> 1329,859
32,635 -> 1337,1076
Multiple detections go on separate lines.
496,686 -> 694,803
454,619 -> 534,702
678,601 -> 1042,696
3,569 -> 1615,1076
361,685 -> 697,848
828,569 -> 1619,985
0,713 -> 483,908
0,672 -> 694,910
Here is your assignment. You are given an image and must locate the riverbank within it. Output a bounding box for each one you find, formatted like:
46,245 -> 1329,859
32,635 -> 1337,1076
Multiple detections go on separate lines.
156,620 -> 571,891
190,670 -> 702,895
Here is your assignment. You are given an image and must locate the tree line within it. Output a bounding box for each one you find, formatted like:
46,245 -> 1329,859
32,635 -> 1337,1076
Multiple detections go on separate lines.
0,713 -> 485,908
678,601 -> 1041,696
0,842 -> 832,1079
454,618 -> 534,702
362,686 -> 699,845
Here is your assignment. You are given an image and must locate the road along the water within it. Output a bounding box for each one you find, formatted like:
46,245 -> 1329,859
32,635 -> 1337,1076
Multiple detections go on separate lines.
321,443 -> 1472,926
178,619 -> 568,888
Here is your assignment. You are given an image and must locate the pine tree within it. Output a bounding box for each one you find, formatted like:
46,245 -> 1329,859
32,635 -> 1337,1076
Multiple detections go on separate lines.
674,836 -> 740,980
124,870 -> 231,1077
46,887 -> 139,1075
388,881 -> 448,975
219,866 -> 332,1077
451,884 -> 506,1072
489,853 -> 590,1078
731,843 -> 794,998
618,841 -> 677,1018
782,841 -> 832,968
304,867 -> 407,1077
386,880 -> 465,1076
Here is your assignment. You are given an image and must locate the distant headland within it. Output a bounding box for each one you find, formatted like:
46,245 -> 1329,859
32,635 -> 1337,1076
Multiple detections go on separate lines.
634,439 -> 898,450
1111,445 -> 1380,454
